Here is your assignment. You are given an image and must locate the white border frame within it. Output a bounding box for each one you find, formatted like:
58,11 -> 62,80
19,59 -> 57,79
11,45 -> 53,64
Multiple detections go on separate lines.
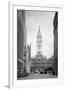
9,1 -> 64,88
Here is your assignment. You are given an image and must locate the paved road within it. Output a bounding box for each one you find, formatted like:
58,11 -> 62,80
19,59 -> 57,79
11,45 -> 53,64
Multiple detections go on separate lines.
18,73 -> 57,80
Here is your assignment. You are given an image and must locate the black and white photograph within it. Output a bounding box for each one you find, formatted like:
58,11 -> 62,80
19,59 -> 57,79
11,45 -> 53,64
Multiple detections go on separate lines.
17,10 -> 58,80
0,0 -> 64,89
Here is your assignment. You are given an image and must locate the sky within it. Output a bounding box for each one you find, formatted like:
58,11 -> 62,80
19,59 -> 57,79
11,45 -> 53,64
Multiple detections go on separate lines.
25,10 -> 55,58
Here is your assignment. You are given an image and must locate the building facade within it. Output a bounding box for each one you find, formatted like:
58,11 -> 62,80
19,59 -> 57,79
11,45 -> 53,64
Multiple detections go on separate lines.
53,12 -> 58,75
17,10 -> 28,78
17,10 -> 25,60
30,26 -> 55,75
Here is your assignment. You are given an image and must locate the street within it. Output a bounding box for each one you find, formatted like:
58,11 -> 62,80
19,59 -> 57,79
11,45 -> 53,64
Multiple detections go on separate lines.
18,73 -> 57,80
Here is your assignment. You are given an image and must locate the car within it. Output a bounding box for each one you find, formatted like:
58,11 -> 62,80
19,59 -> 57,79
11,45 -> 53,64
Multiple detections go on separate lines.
45,67 -> 54,75
40,71 -> 43,74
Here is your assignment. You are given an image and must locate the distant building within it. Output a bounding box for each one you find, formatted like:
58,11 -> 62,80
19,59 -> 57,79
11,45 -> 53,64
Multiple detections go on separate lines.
37,26 -> 42,55
26,44 -> 31,73
30,26 -> 55,74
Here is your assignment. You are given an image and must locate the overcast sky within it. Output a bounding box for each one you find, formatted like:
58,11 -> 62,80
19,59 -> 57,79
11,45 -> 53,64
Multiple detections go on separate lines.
25,10 -> 55,58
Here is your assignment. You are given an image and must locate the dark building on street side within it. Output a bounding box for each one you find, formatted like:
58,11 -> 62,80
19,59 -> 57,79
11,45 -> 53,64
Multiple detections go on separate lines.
17,10 -> 25,60
17,10 -> 28,78
53,12 -> 58,75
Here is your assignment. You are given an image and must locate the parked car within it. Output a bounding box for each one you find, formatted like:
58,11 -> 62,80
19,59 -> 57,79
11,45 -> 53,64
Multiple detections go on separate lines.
45,67 -> 54,75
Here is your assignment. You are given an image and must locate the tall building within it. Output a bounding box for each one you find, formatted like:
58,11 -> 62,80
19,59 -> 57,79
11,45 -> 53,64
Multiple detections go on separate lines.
30,26 -> 56,75
36,26 -> 43,60
30,26 -> 47,73
17,10 -> 25,60
53,12 -> 58,75
27,43 -> 31,73
37,26 -> 42,54
17,10 -> 28,77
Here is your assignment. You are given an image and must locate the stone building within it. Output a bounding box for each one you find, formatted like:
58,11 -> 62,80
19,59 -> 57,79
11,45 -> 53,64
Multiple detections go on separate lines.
53,12 -> 58,75
30,26 -> 55,74
27,44 -> 31,73
17,10 -> 25,60
17,10 -> 28,77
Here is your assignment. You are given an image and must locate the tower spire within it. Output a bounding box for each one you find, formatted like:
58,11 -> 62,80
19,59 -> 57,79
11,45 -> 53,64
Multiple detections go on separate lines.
37,26 -> 42,54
